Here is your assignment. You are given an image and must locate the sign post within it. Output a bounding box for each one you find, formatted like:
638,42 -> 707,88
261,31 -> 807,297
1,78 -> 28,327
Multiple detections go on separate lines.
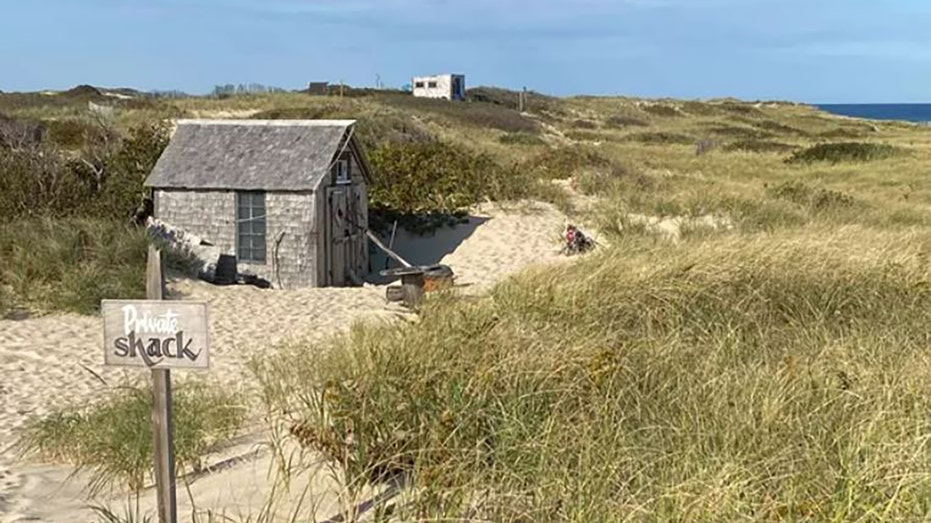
102,246 -> 210,523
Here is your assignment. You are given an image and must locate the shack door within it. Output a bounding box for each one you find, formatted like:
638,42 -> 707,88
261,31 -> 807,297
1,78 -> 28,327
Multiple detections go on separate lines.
326,185 -> 367,286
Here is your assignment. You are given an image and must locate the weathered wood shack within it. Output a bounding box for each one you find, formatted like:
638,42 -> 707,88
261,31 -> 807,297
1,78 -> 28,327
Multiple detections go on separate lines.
144,119 -> 372,288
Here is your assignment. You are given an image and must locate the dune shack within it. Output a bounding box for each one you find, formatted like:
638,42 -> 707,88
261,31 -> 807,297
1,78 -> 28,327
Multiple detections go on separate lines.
145,119 -> 372,289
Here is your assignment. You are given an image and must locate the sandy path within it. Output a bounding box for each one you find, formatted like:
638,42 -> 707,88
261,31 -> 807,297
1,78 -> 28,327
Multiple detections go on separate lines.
0,201 -> 572,522
0,285 -> 391,522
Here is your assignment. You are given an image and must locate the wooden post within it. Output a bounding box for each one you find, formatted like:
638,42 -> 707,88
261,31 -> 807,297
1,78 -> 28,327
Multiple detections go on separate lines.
400,272 -> 425,308
146,246 -> 177,523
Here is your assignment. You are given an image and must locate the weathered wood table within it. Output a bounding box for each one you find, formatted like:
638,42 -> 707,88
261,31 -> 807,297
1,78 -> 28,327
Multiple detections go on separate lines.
380,266 -> 427,308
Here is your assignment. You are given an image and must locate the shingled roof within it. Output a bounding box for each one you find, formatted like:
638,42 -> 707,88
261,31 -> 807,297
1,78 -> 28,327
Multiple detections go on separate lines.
145,119 -> 357,191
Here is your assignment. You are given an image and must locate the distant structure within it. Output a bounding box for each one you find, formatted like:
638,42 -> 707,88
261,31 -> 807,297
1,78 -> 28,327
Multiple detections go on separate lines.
308,82 -> 329,96
411,74 -> 465,101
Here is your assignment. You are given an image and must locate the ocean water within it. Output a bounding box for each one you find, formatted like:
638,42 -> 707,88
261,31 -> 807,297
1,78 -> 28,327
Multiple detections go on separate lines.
817,104 -> 931,123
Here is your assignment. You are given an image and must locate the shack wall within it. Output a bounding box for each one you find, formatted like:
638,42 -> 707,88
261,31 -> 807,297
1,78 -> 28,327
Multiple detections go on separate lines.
154,189 -> 318,288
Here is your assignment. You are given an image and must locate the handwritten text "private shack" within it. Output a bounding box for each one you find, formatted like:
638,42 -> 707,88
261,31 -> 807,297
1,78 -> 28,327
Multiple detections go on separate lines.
112,305 -> 203,367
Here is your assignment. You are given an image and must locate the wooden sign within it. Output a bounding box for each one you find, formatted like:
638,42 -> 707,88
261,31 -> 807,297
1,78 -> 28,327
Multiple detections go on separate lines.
102,300 -> 210,369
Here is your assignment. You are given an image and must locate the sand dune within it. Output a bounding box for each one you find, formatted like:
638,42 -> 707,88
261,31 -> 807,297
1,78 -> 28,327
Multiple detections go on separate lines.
0,201 -> 574,522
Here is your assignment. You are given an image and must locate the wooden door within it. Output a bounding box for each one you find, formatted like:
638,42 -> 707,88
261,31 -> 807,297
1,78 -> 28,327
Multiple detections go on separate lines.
326,184 -> 368,286
326,187 -> 349,286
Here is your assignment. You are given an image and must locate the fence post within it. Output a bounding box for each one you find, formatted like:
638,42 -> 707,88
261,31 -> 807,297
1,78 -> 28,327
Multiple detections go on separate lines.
146,245 -> 177,523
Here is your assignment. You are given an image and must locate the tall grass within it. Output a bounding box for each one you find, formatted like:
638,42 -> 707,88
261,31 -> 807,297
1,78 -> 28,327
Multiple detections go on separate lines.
20,381 -> 246,495
0,219 -> 149,315
255,229 -> 931,521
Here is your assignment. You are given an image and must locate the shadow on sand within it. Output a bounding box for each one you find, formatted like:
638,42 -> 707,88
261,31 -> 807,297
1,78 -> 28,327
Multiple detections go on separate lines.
365,216 -> 490,285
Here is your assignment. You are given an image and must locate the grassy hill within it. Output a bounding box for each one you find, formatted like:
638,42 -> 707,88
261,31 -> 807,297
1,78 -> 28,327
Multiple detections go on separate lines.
5,86 -> 931,520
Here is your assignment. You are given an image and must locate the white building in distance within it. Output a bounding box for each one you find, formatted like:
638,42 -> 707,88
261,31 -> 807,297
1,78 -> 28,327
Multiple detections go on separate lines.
411,74 -> 465,101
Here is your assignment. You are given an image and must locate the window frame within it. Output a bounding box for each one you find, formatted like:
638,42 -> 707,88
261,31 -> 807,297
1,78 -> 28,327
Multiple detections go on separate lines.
414,81 -> 425,88
427,80 -> 438,88
236,191 -> 267,264
334,157 -> 351,185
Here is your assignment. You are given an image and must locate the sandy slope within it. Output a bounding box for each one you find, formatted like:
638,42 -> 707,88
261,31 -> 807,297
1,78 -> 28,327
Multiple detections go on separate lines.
0,201 -> 573,523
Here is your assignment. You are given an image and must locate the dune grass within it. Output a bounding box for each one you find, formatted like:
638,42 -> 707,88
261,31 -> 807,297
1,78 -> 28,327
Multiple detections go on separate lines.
256,228 -> 931,521
0,219 -> 149,315
20,381 -> 247,495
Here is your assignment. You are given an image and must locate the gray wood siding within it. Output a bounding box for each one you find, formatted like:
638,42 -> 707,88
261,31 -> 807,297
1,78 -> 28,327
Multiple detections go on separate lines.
154,189 -> 317,289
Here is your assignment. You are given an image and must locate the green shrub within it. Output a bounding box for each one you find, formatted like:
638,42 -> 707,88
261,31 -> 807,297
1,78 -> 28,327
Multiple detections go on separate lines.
44,118 -> 93,148
252,107 -> 435,151
572,119 -> 598,129
0,122 -> 169,220
21,381 -> 245,494
521,145 -> 611,180
717,101 -> 764,117
641,104 -> 681,117
706,125 -> 773,140
565,130 -> 618,143
381,95 -> 540,134
723,140 -> 798,154
680,101 -> 721,116
767,180 -> 859,212
624,132 -> 695,145
756,120 -> 808,136
498,132 -> 545,146
604,115 -> 649,128
368,140 -> 528,216
466,86 -> 559,114
787,142 -> 900,164
249,106 -> 344,120
819,128 -> 866,140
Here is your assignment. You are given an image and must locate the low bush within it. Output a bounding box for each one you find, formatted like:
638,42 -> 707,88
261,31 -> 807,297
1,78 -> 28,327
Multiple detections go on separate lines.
819,128 -> 866,140
44,118 -> 94,148
680,100 -> 721,116
381,95 -> 540,134
368,141 -> 530,216
717,101 -> 765,117
521,145 -> 611,180
604,115 -> 649,128
756,120 -> 808,136
723,140 -> 798,154
706,125 -> 773,140
624,131 -> 695,145
787,142 -> 900,164
21,381 -> 245,494
767,180 -> 859,212
249,105 -> 344,121
640,104 -> 681,117
572,119 -> 598,129
498,132 -> 545,146
251,107 -> 434,151
0,122 -> 169,220
565,130 -> 618,143
466,86 -> 560,114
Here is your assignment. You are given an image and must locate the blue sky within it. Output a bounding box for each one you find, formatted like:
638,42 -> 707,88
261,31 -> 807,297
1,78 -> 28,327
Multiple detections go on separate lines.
1,0 -> 930,102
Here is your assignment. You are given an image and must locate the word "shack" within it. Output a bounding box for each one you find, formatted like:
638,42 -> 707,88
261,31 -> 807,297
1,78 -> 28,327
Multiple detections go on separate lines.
102,300 -> 210,369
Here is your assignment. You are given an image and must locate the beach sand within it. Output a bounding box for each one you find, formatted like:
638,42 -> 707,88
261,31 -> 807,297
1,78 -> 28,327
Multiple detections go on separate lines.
0,201 -> 572,522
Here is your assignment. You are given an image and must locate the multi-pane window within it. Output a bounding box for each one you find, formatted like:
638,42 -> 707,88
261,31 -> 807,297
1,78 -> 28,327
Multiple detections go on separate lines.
237,191 -> 266,263
428,81 -> 438,88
